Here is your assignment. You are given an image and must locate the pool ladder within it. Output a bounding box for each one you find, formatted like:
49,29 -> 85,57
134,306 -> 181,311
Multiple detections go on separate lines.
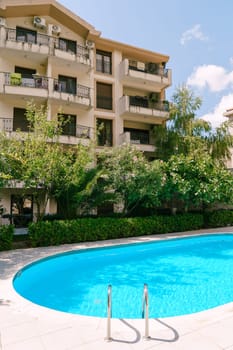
105,283 -> 150,341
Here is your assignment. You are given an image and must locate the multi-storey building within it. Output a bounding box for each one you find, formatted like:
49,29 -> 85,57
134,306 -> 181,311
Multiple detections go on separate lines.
0,0 -> 172,225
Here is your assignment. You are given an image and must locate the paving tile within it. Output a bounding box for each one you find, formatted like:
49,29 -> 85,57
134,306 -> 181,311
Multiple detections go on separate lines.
199,318 -> 233,349
3,337 -> 45,350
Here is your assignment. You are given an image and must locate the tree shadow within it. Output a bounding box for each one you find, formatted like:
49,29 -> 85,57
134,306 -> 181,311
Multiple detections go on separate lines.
0,298 -> 11,306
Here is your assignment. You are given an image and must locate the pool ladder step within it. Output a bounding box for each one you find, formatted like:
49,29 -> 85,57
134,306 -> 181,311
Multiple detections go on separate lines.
105,283 -> 150,341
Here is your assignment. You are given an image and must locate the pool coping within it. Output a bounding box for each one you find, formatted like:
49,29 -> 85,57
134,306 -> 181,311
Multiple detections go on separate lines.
1,227 -> 233,349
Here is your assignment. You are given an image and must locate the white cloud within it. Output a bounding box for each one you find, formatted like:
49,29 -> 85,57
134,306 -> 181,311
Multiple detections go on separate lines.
230,57 -> 233,66
180,24 -> 208,45
200,93 -> 233,128
187,64 -> 233,92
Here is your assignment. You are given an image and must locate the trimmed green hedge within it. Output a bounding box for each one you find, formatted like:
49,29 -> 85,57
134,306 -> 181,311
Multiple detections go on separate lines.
28,213 -> 204,247
204,210 -> 233,228
0,224 -> 14,251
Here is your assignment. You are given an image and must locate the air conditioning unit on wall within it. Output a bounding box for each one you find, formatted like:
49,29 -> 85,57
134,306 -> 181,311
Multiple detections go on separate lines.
51,24 -> 61,35
33,16 -> 46,29
0,17 -> 6,26
85,40 -> 94,49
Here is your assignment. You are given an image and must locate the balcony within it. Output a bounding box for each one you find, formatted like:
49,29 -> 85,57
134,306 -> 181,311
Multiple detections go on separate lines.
3,28 -> 50,57
52,79 -> 91,109
119,59 -> 172,91
0,118 -> 93,146
119,95 -> 169,124
119,131 -> 155,152
1,72 -> 49,101
1,27 -> 91,70
58,124 -> 93,146
53,39 -> 91,72
0,72 -> 92,108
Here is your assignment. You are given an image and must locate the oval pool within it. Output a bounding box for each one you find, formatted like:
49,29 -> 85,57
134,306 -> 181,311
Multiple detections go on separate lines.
13,234 -> 233,318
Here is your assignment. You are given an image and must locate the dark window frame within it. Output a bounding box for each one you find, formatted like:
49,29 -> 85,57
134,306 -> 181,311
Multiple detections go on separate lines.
97,118 -> 113,147
58,37 -> 77,54
58,75 -> 77,95
96,49 -> 112,74
96,82 -> 113,110
16,26 -> 37,44
13,107 -> 29,132
58,113 -> 77,137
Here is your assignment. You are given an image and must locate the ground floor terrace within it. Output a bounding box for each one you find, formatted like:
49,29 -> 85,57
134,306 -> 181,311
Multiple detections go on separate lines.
1,227 -> 233,350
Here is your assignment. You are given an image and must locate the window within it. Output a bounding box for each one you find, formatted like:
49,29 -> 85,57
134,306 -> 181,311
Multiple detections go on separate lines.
58,75 -> 77,94
96,82 -> 112,110
11,194 -> 33,228
124,128 -> 149,145
58,113 -> 76,137
16,27 -> 37,44
15,67 -> 36,79
96,50 -> 112,74
58,38 -> 76,54
15,66 -> 36,87
97,118 -> 112,146
13,108 -> 29,132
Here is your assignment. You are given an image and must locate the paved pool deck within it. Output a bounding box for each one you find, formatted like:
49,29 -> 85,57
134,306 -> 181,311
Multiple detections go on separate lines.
1,227 -> 233,350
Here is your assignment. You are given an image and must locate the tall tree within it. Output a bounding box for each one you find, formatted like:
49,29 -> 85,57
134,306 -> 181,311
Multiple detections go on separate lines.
98,144 -> 163,215
0,102 -> 92,221
154,85 -> 233,163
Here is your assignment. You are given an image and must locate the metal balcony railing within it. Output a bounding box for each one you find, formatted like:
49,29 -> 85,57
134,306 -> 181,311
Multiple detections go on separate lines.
54,38 -> 89,58
53,79 -> 90,99
5,28 -> 90,61
6,27 -> 50,46
0,118 -> 13,132
129,96 -> 169,112
129,60 -> 168,78
0,117 -> 92,140
4,72 -> 49,89
76,124 -> 92,138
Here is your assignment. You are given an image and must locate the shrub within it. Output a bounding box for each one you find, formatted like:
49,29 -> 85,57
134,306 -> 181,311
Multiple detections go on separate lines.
28,213 -> 204,247
204,210 -> 233,228
0,224 -> 14,251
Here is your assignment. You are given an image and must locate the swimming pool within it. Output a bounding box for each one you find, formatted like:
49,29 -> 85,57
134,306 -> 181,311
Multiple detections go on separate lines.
13,234 -> 233,318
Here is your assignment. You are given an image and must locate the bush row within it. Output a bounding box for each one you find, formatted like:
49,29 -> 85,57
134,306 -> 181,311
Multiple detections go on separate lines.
204,210 -> 233,228
1,210 -> 233,250
0,224 -> 14,251
28,213 -> 204,247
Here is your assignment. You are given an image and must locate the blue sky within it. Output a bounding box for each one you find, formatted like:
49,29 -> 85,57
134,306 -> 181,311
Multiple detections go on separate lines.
59,0 -> 233,127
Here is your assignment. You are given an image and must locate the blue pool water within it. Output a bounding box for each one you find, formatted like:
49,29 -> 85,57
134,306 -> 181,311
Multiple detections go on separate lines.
13,234 -> 233,318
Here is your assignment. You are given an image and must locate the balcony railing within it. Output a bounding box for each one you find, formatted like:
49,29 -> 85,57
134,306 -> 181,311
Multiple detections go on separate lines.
129,96 -> 169,112
129,60 -> 168,77
54,38 -> 89,58
0,117 -> 92,140
4,27 -> 90,63
4,72 -> 49,89
53,79 -> 90,99
0,118 -> 13,132
6,27 -> 50,46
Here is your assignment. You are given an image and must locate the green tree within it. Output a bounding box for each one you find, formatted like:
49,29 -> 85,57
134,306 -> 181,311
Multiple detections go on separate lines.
0,102 -> 92,221
98,144 -> 163,215
161,151 -> 233,212
154,85 -> 233,163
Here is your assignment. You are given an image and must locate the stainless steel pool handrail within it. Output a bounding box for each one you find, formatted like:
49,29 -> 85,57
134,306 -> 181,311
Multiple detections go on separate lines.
105,284 -> 112,342
142,283 -> 150,340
